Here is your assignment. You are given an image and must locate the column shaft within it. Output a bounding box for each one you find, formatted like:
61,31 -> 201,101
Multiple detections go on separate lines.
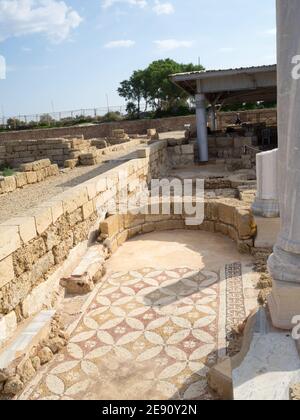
195,93 -> 208,162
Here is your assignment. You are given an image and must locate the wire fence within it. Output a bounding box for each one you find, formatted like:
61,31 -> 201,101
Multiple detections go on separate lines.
0,104 -> 136,129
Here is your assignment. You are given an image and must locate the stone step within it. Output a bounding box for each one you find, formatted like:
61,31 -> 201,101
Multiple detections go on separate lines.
0,310 -> 55,371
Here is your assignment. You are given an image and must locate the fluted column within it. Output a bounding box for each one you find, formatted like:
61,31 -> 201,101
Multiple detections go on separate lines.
268,0 -> 300,329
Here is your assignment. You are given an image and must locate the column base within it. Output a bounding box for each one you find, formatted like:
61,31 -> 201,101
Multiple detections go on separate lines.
268,279 -> 300,330
252,198 -> 280,218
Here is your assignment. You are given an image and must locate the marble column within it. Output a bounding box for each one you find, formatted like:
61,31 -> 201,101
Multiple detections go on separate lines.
268,0 -> 300,329
252,149 -> 280,218
195,93 -> 208,162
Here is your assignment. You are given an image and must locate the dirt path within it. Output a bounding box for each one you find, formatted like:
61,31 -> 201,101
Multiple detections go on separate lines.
0,147 -> 140,223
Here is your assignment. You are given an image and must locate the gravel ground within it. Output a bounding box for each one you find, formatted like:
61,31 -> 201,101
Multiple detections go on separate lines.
0,147 -> 140,223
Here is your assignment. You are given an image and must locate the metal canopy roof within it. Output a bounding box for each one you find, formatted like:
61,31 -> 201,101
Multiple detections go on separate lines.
170,64 -> 277,105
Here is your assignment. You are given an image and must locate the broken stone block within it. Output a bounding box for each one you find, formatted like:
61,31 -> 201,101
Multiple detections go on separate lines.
60,274 -> 94,295
64,159 -> 77,169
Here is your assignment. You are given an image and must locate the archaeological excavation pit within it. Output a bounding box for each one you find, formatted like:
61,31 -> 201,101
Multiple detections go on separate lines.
0,124 -> 275,401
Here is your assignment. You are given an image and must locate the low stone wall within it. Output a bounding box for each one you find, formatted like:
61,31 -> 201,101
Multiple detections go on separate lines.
217,108 -> 277,130
0,135 -> 141,169
0,116 -> 197,143
0,159 -> 59,196
0,141 -> 168,347
0,109 -> 278,143
99,197 -> 256,256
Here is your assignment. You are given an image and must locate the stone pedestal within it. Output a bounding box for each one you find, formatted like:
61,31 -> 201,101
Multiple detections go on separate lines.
252,149 -> 279,218
254,217 -> 281,249
267,0 -> 300,330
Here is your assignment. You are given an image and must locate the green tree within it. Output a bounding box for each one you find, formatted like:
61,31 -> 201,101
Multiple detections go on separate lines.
118,70 -> 148,118
118,59 -> 204,117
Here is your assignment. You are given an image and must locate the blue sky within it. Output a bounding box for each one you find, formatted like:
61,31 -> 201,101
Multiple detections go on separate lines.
0,0 -> 276,117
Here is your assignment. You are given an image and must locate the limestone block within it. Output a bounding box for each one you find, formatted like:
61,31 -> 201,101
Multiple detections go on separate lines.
95,178 -> 107,193
137,149 -> 150,159
100,215 -> 121,238
123,213 -> 145,229
28,207 -> 52,235
26,172 -> 38,184
0,225 -> 21,260
117,230 -> 129,246
142,223 -> 156,234
204,201 -> 219,221
216,137 -> 234,148
198,220 -> 215,233
218,201 -> 235,226
233,136 -> 252,149
41,200 -> 63,224
0,256 -> 15,288
235,208 -> 253,239
0,311 -> 17,346
128,225 -> 142,239
207,358 -> 233,400
85,181 -> 97,200
60,274 -> 94,295
62,188 -> 88,214
181,144 -> 194,155
64,159 -> 77,169
1,217 -> 37,243
254,216 -> 280,248
19,163 -> 33,172
82,200 -> 94,220
15,172 -> 27,188
0,176 -> 17,193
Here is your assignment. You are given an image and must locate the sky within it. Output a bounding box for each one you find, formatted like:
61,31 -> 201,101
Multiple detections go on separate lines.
0,0 -> 276,118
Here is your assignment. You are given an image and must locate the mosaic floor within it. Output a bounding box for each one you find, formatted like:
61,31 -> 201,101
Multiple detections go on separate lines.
20,263 -> 258,400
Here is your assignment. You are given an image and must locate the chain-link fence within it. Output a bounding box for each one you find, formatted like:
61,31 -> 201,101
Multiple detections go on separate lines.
0,105 -> 134,130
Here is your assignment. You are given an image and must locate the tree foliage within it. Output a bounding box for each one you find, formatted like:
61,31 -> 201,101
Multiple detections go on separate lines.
118,59 -> 204,117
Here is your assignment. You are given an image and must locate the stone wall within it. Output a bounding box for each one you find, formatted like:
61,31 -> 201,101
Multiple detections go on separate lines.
0,116 -> 197,143
0,159 -> 59,196
0,136 -> 141,168
0,141 -> 168,347
216,108 -> 277,130
99,198 -> 256,257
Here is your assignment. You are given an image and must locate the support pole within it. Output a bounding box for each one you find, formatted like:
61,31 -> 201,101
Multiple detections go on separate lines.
195,93 -> 208,162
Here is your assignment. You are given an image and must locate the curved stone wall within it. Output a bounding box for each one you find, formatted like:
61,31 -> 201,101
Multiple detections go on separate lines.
99,197 -> 256,256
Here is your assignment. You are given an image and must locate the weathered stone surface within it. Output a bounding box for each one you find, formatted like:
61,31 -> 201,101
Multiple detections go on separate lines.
0,225 -> 21,260
0,256 -> 15,289
15,172 -> 27,188
17,359 -> 36,383
26,171 -> 38,184
3,375 -> 23,395
13,237 -> 47,277
28,207 -> 53,235
100,214 -> 121,238
37,347 -> 53,365
61,274 -> 94,295
0,311 -> 17,345
31,356 -> 41,371
82,200 -> 94,220
2,217 -> 37,243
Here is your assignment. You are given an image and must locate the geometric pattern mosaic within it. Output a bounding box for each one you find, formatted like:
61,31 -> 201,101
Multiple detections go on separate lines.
21,265 -> 249,400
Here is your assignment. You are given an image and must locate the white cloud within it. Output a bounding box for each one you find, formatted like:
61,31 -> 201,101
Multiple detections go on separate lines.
102,0 -> 147,9
104,39 -> 136,48
154,39 -> 194,51
0,0 -> 82,43
153,1 -> 174,15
